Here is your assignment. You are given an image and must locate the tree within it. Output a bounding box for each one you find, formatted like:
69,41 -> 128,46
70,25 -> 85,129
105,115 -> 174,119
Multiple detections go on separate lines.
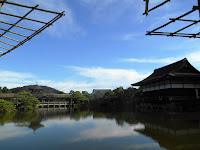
2,87 -> 11,93
85,94 -> 95,101
58,91 -> 65,94
105,91 -> 116,97
69,90 -> 75,94
0,87 -> 2,93
114,86 -> 124,97
94,92 -> 104,99
73,91 -> 89,101
17,91 -> 40,111
73,91 -> 89,108
0,99 -> 16,113
82,91 -> 89,95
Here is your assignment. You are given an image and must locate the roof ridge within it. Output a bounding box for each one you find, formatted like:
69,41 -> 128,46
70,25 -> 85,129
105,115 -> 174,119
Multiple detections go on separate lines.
154,58 -> 187,72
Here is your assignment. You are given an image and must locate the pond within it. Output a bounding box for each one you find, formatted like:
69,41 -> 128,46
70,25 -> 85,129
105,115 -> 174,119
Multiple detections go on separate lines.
0,109 -> 200,150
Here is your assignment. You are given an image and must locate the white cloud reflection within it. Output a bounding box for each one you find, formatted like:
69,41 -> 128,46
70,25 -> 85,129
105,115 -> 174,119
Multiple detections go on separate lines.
0,123 -> 31,141
71,118 -> 144,141
127,143 -> 161,150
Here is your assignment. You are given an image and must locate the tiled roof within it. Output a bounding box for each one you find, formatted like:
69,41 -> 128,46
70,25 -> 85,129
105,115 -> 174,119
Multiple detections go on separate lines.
132,58 -> 200,86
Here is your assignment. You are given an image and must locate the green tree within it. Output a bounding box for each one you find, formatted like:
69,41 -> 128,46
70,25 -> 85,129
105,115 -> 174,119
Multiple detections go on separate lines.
69,90 -> 75,94
0,99 -> 16,113
73,91 -> 89,101
2,87 -> 11,93
17,91 -> 40,111
0,87 -> 2,93
58,91 -> 65,94
114,86 -> 124,97
73,91 -> 89,108
105,91 -> 116,97
94,92 -> 104,99
85,94 -> 95,101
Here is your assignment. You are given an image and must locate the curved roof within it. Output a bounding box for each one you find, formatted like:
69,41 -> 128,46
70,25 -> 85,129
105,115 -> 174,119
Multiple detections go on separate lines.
132,58 -> 200,86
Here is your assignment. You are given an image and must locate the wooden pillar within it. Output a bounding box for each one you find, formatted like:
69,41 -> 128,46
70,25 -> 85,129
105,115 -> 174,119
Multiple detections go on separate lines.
195,89 -> 199,99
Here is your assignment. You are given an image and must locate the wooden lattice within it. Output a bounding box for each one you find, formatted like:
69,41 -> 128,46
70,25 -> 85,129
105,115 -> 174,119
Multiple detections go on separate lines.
144,0 -> 200,38
0,0 -> 65,57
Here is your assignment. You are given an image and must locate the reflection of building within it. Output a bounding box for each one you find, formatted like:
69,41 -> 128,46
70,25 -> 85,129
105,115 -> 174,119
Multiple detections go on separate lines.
134,113 -> 200,150
93,89 -> 111,94
132,58 -> 200,101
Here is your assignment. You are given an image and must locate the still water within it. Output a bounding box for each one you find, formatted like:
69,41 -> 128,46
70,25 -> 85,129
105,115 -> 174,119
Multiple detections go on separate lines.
0,109 -> 200,150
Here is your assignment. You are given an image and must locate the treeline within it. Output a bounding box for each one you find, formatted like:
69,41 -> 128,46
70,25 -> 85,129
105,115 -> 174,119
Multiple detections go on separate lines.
0,86 -> 11,93
70,86 -> 139,109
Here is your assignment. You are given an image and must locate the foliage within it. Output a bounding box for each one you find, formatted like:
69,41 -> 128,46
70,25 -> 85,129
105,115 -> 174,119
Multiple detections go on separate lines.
58,91 -> 65,94
73,91 -> 89,108
17,91 -> 40,111
0,99 -> 16,113
84,93 -> 95,101
2,87 -> 11,93
105,91 -> 116,97
11,85 -> 62,94
94,92 -> 104,99
114,86 -> 124,97
69,90 -> 75,94
82,91 -> 89,95
73,91 -> 89,101
0,112 -> 16,125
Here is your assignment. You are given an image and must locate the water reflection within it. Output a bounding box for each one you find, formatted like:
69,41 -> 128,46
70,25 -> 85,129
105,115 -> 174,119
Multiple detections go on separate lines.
0,110 -> 200,150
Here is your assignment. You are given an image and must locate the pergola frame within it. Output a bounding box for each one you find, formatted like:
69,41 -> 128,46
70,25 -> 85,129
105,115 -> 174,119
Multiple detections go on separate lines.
143,0 -> 171,16
0,1 -> 65,57
144,0 -> 200,39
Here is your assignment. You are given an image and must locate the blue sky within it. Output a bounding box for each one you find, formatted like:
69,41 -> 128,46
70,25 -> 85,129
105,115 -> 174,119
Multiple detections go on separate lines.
1,0 -> 200,93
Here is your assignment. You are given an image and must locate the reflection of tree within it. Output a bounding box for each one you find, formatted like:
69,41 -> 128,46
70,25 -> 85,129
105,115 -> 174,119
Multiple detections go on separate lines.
69,110 -> 92,121
1,109 -> 200,150
0,111 -> 44,133
0,112 -> 16,126
14,111 -> 44,133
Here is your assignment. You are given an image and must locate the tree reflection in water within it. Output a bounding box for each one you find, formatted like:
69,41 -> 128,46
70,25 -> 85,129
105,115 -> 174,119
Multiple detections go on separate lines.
0,110 -> 200,150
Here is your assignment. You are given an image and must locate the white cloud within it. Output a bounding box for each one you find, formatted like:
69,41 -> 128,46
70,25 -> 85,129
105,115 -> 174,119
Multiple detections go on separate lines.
0,70 -> 36,87
122,50 -> 200,68
67,66 -> 150,91
0,66 -> 149,93
123,57 -> 178,64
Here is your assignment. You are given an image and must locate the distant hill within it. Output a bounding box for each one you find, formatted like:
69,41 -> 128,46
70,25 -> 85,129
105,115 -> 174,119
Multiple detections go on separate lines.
11,85 -> 65,94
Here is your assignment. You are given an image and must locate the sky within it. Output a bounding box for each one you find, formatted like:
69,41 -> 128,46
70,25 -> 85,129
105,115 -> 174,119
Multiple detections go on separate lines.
1,0 -> 200,93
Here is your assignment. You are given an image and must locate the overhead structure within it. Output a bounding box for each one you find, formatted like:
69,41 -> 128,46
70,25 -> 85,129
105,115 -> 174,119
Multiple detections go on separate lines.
143,0 -> 171,16
144,0 -> 200,39
0,0 -> 6,10
0,1 -> 65,57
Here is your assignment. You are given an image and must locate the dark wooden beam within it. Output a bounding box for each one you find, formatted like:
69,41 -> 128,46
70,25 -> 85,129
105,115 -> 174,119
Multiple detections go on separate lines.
143,0 -> 171,16
0,4 -> 38,38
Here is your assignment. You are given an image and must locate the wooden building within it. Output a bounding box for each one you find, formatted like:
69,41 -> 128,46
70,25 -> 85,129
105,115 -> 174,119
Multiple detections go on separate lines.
93,89 -> 111,94
132,58 -> 200,101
